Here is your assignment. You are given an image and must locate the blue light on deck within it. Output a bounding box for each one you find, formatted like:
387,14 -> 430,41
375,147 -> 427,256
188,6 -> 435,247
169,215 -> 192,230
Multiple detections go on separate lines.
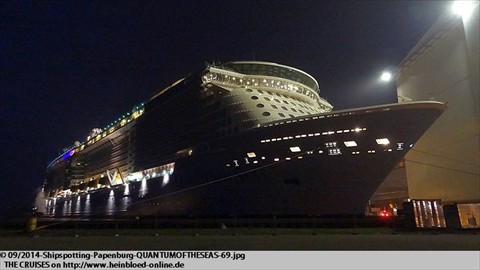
62,149 -> 75,160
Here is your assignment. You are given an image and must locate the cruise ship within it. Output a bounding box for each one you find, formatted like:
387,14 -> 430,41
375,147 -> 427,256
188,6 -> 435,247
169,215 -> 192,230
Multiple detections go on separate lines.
40,61 -> 446,218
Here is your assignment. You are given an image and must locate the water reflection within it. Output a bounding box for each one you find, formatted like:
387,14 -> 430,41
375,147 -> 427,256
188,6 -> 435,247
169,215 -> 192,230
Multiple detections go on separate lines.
73,196 -> 81,214
84,194 -> 91,214
106,190 -> 115,215
139,178 -> 148,197
162,173 -> 169,187
124,183 -> 130,195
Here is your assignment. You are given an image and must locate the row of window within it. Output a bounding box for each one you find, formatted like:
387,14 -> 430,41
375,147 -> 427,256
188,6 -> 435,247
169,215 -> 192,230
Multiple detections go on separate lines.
225,143 -> 402,168
220,62 -> 319,90
239,87 -> 322,121
203,71 -> 324,104
246,88 -> 319,110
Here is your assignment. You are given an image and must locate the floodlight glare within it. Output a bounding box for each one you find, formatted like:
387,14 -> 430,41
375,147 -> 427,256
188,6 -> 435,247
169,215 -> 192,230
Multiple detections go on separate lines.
452,1 -> 476,19
380,71 -> 392,82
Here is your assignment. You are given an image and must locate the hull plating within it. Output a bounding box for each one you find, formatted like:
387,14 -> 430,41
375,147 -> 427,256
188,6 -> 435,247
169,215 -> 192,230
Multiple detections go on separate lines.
44,102 -> 446,217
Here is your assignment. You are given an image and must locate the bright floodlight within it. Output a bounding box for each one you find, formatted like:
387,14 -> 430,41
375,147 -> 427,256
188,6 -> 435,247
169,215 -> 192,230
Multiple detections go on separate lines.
452,1 -> 476,19
380,71 -> 392,82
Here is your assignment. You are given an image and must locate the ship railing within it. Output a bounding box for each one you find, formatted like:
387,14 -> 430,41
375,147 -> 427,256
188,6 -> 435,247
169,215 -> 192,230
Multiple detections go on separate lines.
204,70 -> 330,107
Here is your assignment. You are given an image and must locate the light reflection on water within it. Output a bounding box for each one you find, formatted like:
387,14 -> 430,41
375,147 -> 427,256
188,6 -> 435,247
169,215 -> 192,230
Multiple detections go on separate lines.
73,196 -> 81,214
124,183 -> 130,195
46,198 -> 56,215
121,196 -> 131,212
62,200 -> 69,216
44,177 -> 165,217
84,194 -> 91,214
139,179 -> 148,198
106,190 -> 115,215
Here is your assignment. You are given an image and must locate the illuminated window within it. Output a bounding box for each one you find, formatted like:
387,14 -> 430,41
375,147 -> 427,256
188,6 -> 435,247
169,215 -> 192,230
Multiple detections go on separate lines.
328,148 -> 342,156
376,138 -> 390,145
325,142 -> 337,148
290,146 -> 301,153
397,143 -> 404,150
247,152 -> 256,158
344,141 -> 357,147
274,158 -> 280,161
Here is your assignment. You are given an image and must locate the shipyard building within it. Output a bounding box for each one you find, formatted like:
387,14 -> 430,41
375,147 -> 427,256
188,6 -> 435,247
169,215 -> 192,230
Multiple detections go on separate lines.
370,2 -> 479,228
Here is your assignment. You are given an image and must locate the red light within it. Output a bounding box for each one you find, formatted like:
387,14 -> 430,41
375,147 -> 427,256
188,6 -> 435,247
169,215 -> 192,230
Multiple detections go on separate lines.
379,210 -> 391,218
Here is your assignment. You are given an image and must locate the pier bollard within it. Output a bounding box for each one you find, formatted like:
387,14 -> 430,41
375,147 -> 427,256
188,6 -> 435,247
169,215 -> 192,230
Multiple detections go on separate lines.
26,216 -> 37,232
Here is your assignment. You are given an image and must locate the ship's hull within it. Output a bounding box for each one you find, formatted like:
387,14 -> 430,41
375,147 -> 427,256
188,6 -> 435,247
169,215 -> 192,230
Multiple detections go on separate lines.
44,101 -> 446,217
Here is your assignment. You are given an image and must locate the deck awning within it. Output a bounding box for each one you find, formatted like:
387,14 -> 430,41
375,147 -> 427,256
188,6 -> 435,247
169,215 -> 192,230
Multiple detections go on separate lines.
99,176 -> 110,186
87,179 -> 99,188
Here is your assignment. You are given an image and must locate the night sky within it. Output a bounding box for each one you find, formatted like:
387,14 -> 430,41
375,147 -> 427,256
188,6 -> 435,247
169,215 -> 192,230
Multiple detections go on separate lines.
1,1 -> 450,219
